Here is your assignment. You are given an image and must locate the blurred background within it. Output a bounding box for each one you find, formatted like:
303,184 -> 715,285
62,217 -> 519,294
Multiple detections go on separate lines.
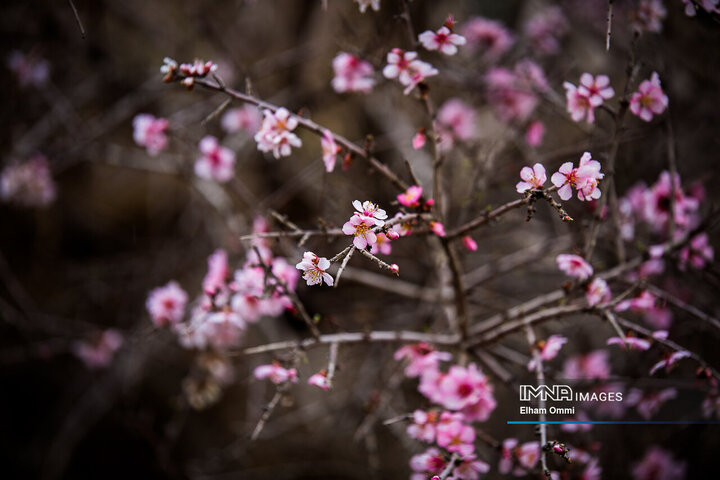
1,0 -> 720,479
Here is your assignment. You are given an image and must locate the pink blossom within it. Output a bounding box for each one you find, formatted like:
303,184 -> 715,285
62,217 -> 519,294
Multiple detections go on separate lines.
586,277 -> 611,306
389,263 -> 399,274
352,200 -> 388,226
146,281 -> 188,327
271,257 -> 299,293
516,163 -> 547,193
632,446 -> 686,480
133,114 -> 169,156
331,52 -> 375,94
578,73 -> 615,106
354,0 -> 380,13
195,136 -> 236,182
370,232 -> 392,255
394,342 -> 452,377
254,363 -> 298,384
607,336 -> 651,351
7,50 -> 50,87
528,335 -> 567,371
0,155 -> 56,207
452,454 -> 490,480
409,447 -> 446,480
627,387 -> 677,419
462,236 -> 478,252
523,6 -> 569,55
649,351 -> 690,375
342,214 -> 377,249
295,251 -> 334,286
319,130 -> 340,173
436,98 -> 476,150
436,363 -> 496,416
382,48 -> 438,95
430,221 -> 446,237
391,212 -> 414,237
630,72 -> 669,122
614,290 -> 672,329
525,120 -> 545,147
73,329 -> 124,369
499,438 -> 518,474
412,130 -> 426,150
564,81 -> 596,123
633,0 -> 667,33
551,153 -> 604,201
221,105 -> 261,134
254,107 -> 302,159
406,409 -> 439,443
516,441 -> 541,470
308,370 -> 329,391
678,233 -> 713,270
418,26 -> 467,56
642,171 -> 698,233
397,185 -> 423,207
436,416 -> 475,456
485,67 -> 538,122
460,17 -> 514,62
556,254 -> 593,280
563,350 -> 611,379
203,249 -> 229,295
382,48 -> 417,84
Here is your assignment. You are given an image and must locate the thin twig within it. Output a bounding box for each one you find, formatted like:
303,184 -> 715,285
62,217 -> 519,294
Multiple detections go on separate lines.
525,326 -> 550,478
441,240 -> 469,340
614,315 -> 720,383
602,309 -> 627,342
67,0 -> 86,38
334,246 -> 356,287
437,453 -> 461,480
250,388 -> 285,441
606,0 -> 614,51
326,342 -> 340,390
239,330 -> 460,356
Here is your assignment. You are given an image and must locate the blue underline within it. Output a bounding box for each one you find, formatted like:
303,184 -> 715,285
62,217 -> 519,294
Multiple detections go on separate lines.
507,421 -> 720,425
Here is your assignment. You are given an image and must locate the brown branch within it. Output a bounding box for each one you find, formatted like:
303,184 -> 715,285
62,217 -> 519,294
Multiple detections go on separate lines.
238,330 -> 460,356
192,78 -> 409,193
525,326 -> 550,478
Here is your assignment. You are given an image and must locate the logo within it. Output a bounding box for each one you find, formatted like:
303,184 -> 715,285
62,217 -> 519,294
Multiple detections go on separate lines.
519,384 -> 573,402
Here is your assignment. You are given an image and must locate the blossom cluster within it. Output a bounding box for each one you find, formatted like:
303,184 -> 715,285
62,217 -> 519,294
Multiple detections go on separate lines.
133,114 -> 169,156
254,107 -> 302,159
331,52 -> 375,94
146,219 -> 299,352
0,154 -> 56,207
515,152 -> 604,203
395,343 -> 496,480
160,57 -> 218,88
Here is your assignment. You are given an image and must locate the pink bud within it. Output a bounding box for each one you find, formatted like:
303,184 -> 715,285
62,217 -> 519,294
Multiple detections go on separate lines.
424,198 -> 435,207
412,131 -> 426,150
390,264 -> 400,275
431,477 -> 441,480
553,444 -> 564,454
430,221 -> 446,237
462,235 -> 478,251
387,230 -> 400,240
